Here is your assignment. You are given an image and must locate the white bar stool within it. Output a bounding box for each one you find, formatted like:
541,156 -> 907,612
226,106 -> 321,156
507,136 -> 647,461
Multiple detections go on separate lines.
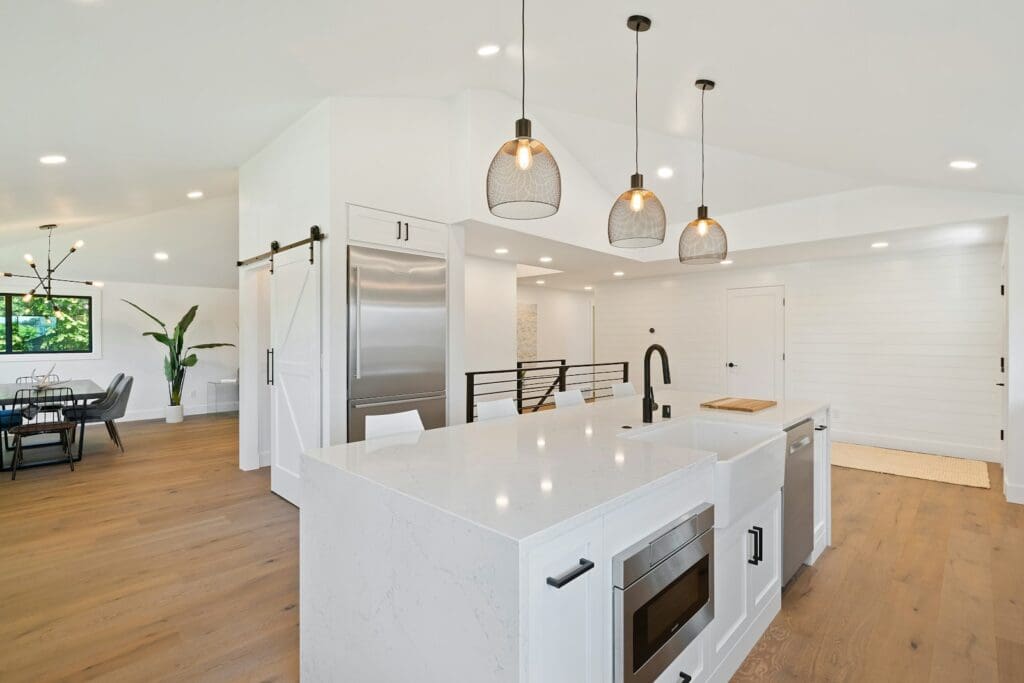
475,398 -> 518,421
365,410 -> 425,440
554,389 -> 585,408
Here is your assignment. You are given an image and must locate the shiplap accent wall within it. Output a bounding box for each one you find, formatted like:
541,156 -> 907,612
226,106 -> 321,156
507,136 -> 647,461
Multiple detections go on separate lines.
595,245 -> 1003,461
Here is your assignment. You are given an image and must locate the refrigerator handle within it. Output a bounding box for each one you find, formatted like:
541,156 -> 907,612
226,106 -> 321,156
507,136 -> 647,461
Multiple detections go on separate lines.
354,266 -> 362,379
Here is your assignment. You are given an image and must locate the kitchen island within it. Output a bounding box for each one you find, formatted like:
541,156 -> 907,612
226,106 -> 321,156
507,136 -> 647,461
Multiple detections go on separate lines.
301,391 -> 830,682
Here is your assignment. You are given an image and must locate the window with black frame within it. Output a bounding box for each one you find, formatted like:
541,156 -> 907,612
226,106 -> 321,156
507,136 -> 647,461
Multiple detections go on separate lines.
0,294 -> 93,354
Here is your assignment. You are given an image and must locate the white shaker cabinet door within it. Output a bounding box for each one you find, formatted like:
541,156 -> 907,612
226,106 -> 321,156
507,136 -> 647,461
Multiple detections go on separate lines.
526,518 -> 605,683
747,491 -> 782,614
709,522 -> 750,662
347,204 -> 447,256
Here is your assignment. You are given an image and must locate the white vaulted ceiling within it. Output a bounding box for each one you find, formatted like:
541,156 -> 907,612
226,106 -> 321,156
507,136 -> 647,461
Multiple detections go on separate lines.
2,0 -> 1022,241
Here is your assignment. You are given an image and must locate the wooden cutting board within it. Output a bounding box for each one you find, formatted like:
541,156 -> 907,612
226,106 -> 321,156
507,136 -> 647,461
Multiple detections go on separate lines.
700,397 -> 778,413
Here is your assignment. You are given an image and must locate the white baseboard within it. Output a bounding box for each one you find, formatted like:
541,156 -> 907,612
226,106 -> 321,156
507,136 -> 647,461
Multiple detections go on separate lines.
1006,479 -> 1024,505
122,401 -> 239,423
831,429 -> 1001,463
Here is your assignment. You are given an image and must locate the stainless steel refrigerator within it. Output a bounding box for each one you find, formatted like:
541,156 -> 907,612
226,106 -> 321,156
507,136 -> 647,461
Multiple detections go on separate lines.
347,245 -> 447,442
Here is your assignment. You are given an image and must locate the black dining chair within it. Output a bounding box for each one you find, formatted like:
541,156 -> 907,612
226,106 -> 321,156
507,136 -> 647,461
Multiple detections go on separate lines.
66,376 -> 133,456
8,387 -> 77,480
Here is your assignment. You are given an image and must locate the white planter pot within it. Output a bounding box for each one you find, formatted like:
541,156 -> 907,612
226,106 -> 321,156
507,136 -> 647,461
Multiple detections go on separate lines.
165,405 -> 184,424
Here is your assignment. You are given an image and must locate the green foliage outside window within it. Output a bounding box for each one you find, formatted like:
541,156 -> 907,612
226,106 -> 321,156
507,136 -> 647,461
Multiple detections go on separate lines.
1,294 -> 93,353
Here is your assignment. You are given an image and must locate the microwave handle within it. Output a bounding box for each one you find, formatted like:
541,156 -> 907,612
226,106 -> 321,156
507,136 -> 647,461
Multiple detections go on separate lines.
546,558 -> 595,589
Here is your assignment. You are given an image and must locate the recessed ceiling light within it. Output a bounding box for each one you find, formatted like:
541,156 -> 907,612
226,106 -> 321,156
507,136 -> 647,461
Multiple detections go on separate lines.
656,166 -> 674,179
949,160 -> 977,170
720,259 -> 733,265
871,242 -> 889,249
535,279 -> 545,285
477,44 -> 501,57
494,247 -> 509,255
539,256 -> 552,263
613,271 -> 625,277
186,190 -> 204,199
39,155 -> 67,165
154,251 -> 169,261
584,285 -> 593,291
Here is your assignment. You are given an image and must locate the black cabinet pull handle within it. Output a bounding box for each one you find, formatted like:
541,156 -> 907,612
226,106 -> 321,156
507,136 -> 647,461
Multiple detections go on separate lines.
814,425 -> 828,431
679,672 -> 692,682
726,362 -> 738,368
404,222 -> 410,241
754,525 -> 764,563
747,528 -> 759,565
396,220 -> 402,240
266,349 -> 274,385
546,558 -> 595,588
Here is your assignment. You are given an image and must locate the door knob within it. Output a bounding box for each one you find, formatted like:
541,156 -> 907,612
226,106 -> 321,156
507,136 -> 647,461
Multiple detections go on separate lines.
726,362 -> 738,368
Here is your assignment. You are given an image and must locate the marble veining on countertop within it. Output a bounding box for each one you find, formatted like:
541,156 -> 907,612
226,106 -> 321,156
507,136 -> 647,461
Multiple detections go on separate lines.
306,390 -> 828,541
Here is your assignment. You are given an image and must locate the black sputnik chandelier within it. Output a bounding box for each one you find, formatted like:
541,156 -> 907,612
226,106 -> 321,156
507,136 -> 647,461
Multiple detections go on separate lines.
2,224 -> 103,319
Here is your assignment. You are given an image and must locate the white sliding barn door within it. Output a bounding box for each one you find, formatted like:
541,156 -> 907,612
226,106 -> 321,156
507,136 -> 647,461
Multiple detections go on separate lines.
725,286 -> 785,401
270,247 -> 322,506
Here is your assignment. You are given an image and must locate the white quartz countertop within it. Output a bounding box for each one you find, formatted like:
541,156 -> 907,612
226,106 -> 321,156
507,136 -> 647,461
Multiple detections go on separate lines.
306,390 -> 828,541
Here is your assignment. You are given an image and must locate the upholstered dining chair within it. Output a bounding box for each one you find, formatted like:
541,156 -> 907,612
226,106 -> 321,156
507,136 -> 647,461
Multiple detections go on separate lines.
65,376 -> 133,456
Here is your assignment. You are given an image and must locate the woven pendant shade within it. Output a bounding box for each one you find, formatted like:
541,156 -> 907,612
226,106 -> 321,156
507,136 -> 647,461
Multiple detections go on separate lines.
485,0 -> 561,220
680,79 -> 728,264
678,206 -> 728,263
486,129 -> 561,219
608,174 -> 665,247
608,15 -> 665,248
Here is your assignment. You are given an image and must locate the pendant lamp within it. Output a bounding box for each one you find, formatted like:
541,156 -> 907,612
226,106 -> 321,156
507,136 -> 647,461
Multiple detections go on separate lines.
608,15 -> 665,248
486,0 -> 561,219
679,79 -> 728,264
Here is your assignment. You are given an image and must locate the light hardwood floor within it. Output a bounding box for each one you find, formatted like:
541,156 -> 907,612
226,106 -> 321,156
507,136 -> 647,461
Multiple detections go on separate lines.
0,414 -> 298,682
737,461 -> 1024,682
2,416 -> 1021,682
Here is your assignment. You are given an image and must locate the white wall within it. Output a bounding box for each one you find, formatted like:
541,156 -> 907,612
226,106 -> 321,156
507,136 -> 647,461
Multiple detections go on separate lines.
516,285 -> 594,365
464,256 -> 517,373
0,281 -> 238,420
595,245 -> 1003,461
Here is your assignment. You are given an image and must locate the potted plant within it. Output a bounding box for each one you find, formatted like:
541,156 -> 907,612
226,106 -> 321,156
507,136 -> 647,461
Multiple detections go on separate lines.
124,300 -> 235,423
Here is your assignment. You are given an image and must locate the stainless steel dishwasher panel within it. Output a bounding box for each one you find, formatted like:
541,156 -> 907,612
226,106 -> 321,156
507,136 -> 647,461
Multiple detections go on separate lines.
782,418 -> 814,586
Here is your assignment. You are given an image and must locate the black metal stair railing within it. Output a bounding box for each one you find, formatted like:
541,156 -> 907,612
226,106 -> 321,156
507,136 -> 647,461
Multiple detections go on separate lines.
465,360 -> 629,423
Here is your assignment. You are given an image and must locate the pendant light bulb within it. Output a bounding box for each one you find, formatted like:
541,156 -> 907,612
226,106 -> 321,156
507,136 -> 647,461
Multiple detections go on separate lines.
679,79 -> 728,264
485,0 -> 561,219
23,292 -> 33,303
607,15 -> 666,248
515,139 -> 534,171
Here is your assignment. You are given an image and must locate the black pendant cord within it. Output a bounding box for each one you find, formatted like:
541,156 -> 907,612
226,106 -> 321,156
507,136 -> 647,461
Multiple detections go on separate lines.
699,86 -> 705,207
634,27 -> 639,175
520,0 -> 526,121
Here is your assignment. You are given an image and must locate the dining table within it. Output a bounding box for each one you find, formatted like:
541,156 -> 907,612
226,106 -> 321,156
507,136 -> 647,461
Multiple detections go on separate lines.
0,379 -> 106,471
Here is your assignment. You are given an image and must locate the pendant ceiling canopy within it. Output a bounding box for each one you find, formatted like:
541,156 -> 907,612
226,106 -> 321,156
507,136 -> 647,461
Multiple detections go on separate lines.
486,0 -> 561,220
679,79 -> 728,264
608,15 -> 666,248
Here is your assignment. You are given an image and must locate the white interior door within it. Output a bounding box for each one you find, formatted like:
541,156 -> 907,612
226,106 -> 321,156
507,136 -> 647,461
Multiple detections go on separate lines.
725,286 -> 785,401
270,247 -> 322,506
